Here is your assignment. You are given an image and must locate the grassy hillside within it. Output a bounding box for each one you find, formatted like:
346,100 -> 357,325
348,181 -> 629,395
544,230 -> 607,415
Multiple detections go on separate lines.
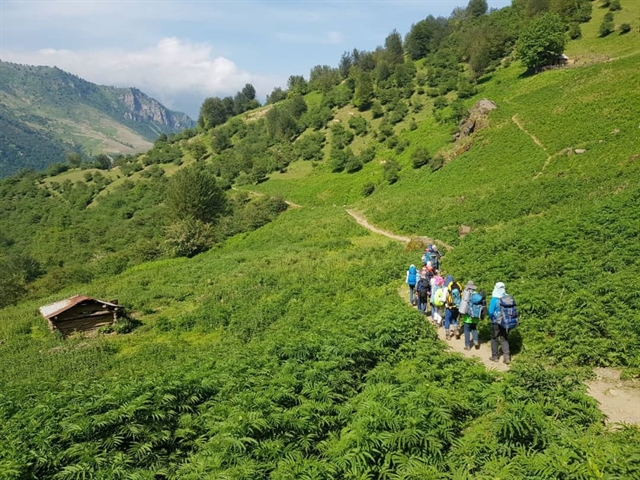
1,2 -> 640,478
0,61 -> 195,177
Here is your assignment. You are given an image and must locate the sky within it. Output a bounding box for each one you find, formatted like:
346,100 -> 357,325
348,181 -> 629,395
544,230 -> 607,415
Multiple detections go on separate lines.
0,0 -> 511,119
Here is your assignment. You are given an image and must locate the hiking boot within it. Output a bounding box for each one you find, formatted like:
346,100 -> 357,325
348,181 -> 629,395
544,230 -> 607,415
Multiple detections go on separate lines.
464,346 -> 471,351
474,343 -> 480,350
489,356 -> 499,362
503,357 -> 511,365
455,328 -> 461,340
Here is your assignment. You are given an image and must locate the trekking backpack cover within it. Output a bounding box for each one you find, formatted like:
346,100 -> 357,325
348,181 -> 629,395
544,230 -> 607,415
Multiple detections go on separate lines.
448,282 -> 462,310
433,287 -> 446,307
498,295 -> 519,330
468,292 -> 485,319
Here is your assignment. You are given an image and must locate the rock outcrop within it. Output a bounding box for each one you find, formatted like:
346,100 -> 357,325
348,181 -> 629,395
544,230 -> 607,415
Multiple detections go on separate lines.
117,88 -> 194,129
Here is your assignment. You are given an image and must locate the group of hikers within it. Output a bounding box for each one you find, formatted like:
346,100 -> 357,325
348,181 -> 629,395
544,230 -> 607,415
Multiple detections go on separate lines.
405,244 -> 519,364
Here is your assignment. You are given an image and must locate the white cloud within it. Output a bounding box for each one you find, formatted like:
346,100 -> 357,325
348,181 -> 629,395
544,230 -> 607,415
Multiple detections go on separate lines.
275,30 -> 344,45
2,37 -> 277,102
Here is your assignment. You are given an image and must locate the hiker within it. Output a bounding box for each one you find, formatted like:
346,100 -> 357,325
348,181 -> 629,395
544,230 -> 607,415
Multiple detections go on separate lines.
459,281 -> 483,350
444,275 -> 462,340
427,245 -> 441,271
406,264 -> 418,305
431,274 -> 446,326
488,281 -> 518,364
416,273 -> 430,315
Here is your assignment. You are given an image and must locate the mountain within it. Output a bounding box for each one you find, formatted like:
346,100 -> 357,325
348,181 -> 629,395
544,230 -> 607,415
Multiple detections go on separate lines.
0,61 -> 195,177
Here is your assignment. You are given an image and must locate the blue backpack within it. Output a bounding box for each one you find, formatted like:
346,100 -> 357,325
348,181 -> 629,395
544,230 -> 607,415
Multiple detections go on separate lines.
468,292 -> 485,320
498,295 -> 519,330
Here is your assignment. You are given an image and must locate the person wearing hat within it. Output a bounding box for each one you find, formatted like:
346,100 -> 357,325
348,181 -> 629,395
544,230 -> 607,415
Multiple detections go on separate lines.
488,281 -> 511,363
459,280 -> 482,350
406,264 -> 418,305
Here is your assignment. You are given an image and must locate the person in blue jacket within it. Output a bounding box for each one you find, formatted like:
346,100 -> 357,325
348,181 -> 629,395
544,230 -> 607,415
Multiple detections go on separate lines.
488,281 -> 511,364
406,264 -> 418,305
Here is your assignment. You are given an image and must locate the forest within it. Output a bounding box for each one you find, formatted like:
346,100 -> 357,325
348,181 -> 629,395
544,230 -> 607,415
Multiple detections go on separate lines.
1,0 -> 639,478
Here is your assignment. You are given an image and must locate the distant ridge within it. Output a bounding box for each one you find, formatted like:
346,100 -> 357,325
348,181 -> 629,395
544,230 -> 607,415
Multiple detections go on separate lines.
0,61 -> 195,177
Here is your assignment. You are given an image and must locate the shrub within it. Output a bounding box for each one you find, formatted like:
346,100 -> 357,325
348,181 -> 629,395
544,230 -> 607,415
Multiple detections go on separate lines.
431,153 -> 445,171
609,0 -> 621,11
359,146 -> 376,164
604,12 -> 614,22
383,159 -> 401,184
371,101 -> 384,119
361,182 -> 375,197
348,115 -> 369,136
345,155 -> 363,173
164,217 -> 216,257
599,20 -> 614,37
568,23 -> 582,40
329,146 -> 348,172
331,123 -> 355,149
620,23 -> 631,34
411,147 -> 432,169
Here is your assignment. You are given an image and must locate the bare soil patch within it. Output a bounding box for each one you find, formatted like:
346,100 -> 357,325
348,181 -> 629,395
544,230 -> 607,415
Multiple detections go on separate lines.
587,368 -> 640,426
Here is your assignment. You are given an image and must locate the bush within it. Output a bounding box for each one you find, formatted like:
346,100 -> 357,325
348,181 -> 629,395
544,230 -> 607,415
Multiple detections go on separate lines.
371,101 -> 384,119
609,0 -> 621,11
383,159 -> 401,184
164,217 -> 216,258
568,23 -> 582,40
348,115 -> 368,136
604,12 -> 614,22
359,146 -> 376,164
431,153 -> 445,171
620,23 -> 631,34
344,155 -> 363,173
361,182 -> 375,197
599,20 -> 614,37
330,123 -> 355,149
411,147 -> 432,169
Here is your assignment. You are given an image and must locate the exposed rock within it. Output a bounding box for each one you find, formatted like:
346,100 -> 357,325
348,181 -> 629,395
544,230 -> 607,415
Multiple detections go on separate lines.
575,148 -> 587,154
117,88 -> 194,129
611,128 -> 620,135
459,225 -> 472,237
453,99 -> 497,141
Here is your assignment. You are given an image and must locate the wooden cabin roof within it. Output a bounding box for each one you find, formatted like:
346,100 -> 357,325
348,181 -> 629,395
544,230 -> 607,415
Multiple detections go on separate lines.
39,295 -> 121,320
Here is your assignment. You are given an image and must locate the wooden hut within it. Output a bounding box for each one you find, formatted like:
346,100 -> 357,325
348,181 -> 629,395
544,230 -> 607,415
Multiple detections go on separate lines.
39,295 -> 123,337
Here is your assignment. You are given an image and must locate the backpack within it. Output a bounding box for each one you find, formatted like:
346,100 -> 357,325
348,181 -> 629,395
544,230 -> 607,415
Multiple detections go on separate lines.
407,266 -> 417,285
447,282 -> 462,310
459,288 -> 472,315
468,292 -> 485,319
428,253 -> 440,271
498,295 -> 519,330
433,287 -> 446,307
418,279 -> 430,299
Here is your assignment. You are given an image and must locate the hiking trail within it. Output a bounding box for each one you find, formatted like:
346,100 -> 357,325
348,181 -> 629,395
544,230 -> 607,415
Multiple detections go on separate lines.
346,209 -> 454,251
511,114 -> 572,179
397,286 -> 509,372
349,209 -> 640,423
587,368 -> 640,426
232,187 -> 302,208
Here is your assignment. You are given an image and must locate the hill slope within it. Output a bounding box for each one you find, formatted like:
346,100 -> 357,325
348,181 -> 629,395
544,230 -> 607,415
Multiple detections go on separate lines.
0,61 -> 195,177
1,3 -> 640,478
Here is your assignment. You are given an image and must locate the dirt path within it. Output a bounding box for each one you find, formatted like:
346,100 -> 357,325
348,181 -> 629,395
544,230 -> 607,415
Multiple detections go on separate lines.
512,114 -> 572,179
347,209 -> 412,243
346,209 -> 454,251
397,286 -> 509,372
587,368 -> 640,425
512,114 -> 547,153
232,187 -> 302,208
